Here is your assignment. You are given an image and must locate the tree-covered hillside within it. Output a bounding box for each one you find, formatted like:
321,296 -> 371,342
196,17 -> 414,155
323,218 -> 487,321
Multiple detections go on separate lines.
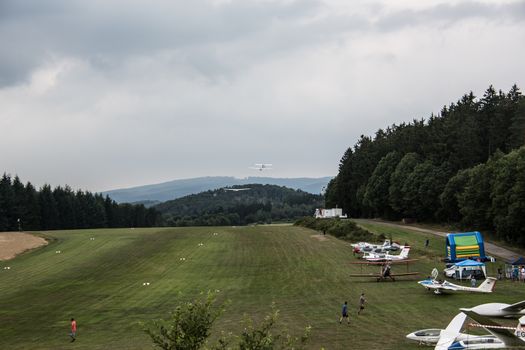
326,85 -> 525,245
155,184 -> 323,226
0,174 -> 160,231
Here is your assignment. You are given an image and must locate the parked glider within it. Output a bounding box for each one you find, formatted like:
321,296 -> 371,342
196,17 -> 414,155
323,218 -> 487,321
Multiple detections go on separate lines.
418,269 -> 496,294
458,309 -> 525,349
406,312 -> 500,348
466,300 -> 525,318
407,310 -> 525,349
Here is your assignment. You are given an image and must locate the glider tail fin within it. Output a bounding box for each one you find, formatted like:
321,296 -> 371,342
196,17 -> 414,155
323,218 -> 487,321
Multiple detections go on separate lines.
478,277 -> 497,293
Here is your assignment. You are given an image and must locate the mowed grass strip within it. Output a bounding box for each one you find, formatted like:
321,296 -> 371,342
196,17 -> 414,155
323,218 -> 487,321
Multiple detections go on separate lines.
2,224 -> 525,349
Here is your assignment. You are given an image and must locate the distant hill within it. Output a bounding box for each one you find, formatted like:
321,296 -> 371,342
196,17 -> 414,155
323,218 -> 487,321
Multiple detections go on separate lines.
102,176 -> 332,203
155,184 -> 324,226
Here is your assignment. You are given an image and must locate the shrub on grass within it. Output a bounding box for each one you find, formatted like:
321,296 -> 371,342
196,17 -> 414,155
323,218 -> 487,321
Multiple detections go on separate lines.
143,294 -> 311,350
294,217 -> 376,242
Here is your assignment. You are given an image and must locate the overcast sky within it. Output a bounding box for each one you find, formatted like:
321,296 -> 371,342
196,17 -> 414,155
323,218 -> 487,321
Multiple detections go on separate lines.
1,0 -> 524,192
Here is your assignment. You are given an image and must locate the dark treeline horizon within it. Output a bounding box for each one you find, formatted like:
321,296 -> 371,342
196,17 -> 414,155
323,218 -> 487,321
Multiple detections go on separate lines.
0,174 -> 160,231
156,184 -> 324,226
326,84 -> 525,245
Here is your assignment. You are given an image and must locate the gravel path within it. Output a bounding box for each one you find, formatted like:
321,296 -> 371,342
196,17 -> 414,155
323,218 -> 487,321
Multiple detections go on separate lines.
353,219 -> 520,262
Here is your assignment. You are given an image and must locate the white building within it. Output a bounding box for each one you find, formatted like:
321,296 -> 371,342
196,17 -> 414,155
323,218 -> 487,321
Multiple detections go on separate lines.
314,208 -> 347,219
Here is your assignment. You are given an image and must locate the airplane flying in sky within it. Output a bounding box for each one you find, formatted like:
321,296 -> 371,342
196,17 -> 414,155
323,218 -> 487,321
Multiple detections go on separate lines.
249,163 -> 272,171
223,188 -> 251,192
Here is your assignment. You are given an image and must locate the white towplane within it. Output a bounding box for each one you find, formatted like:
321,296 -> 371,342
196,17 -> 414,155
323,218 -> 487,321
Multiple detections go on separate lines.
363,246 -> 411,262
224,187 -> 251,192
249,163 -> 272,171
467,300 -> 525,318
406,312 -> 501,348
418,269 -> 497,295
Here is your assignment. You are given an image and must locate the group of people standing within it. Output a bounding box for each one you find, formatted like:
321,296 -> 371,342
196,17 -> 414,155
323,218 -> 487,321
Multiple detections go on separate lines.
339,293 -> 366,324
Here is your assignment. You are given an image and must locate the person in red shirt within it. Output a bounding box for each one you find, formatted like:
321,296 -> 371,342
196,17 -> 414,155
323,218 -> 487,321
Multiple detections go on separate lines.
69,318 -> 77,342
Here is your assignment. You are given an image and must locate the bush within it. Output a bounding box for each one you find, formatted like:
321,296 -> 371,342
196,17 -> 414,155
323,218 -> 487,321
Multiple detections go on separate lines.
294,217 -> 376,242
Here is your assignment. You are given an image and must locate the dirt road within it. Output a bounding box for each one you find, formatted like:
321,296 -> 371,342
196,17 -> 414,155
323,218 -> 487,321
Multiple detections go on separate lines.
354,219 -> 520,261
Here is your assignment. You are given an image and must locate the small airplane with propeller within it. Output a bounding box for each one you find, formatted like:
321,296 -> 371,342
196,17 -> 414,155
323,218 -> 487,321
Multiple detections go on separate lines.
361,246 -> 411,262
249,163 -> 272,171
418,268 -> 497,295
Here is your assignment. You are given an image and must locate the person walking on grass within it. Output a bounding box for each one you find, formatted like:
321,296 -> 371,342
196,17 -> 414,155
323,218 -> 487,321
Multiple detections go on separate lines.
357,293 -> 366,315
339,301 -> 350,324
69,318 -> 77,342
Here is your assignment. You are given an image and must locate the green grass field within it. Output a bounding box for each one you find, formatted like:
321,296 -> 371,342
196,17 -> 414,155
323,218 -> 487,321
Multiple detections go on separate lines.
1,224 -> 525,349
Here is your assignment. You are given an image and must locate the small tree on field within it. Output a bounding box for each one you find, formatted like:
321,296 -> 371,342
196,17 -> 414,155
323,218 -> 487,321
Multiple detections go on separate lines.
142,292 -> 225,350
143,295 -> 311,350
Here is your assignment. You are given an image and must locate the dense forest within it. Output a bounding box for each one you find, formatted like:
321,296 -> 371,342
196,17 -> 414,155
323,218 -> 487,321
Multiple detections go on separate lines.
0,174 -> 160,231
325,85 -> 525,245
156,184 -> 323,226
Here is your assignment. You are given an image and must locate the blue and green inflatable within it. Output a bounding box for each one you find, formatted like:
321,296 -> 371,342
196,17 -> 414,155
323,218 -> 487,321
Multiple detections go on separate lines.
445,231 -> 486,262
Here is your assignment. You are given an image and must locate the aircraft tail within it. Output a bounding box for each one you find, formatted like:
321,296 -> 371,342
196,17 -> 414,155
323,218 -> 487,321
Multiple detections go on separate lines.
434,312 -> 467,350
477,277 -> 497,293
516,316 -> 525,340
399,246 -> 410,259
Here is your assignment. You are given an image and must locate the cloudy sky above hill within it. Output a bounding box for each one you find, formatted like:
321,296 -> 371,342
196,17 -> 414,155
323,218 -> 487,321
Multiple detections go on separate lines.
1,0 -> 524,191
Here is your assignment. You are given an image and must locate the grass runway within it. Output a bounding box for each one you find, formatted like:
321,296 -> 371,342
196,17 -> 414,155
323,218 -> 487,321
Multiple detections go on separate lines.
1,224 -> 525,349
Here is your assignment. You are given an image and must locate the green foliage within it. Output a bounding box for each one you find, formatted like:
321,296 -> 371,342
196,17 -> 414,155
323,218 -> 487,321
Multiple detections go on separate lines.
363,151 -> 401,218
294,217 -> 375,241
157,184 -> 323,227
388,153 -> 420,217
234,307 -> 310,350
143,296 -> 310,350
401,161 -> 450,220
143,293 -> 225,350
325,84 -> 525,246
0,173 -> 160,231
439,169 -> 470,222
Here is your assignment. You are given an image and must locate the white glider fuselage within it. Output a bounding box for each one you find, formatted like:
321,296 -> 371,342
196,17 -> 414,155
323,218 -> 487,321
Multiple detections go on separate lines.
418,277 -> 496,294
469,302 -> 525,318
405,329 -> 495,346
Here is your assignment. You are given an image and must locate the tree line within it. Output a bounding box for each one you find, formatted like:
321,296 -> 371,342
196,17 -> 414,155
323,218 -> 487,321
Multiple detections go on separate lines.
155,184 -> 324,227
0,174 -> 160,231
325,85 -> 525,245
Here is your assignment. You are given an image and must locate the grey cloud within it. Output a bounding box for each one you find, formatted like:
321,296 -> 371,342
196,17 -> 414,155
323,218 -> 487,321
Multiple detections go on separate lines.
0,0 -> 322,86
3,0 -> 522,88
375,1 -> 525,32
